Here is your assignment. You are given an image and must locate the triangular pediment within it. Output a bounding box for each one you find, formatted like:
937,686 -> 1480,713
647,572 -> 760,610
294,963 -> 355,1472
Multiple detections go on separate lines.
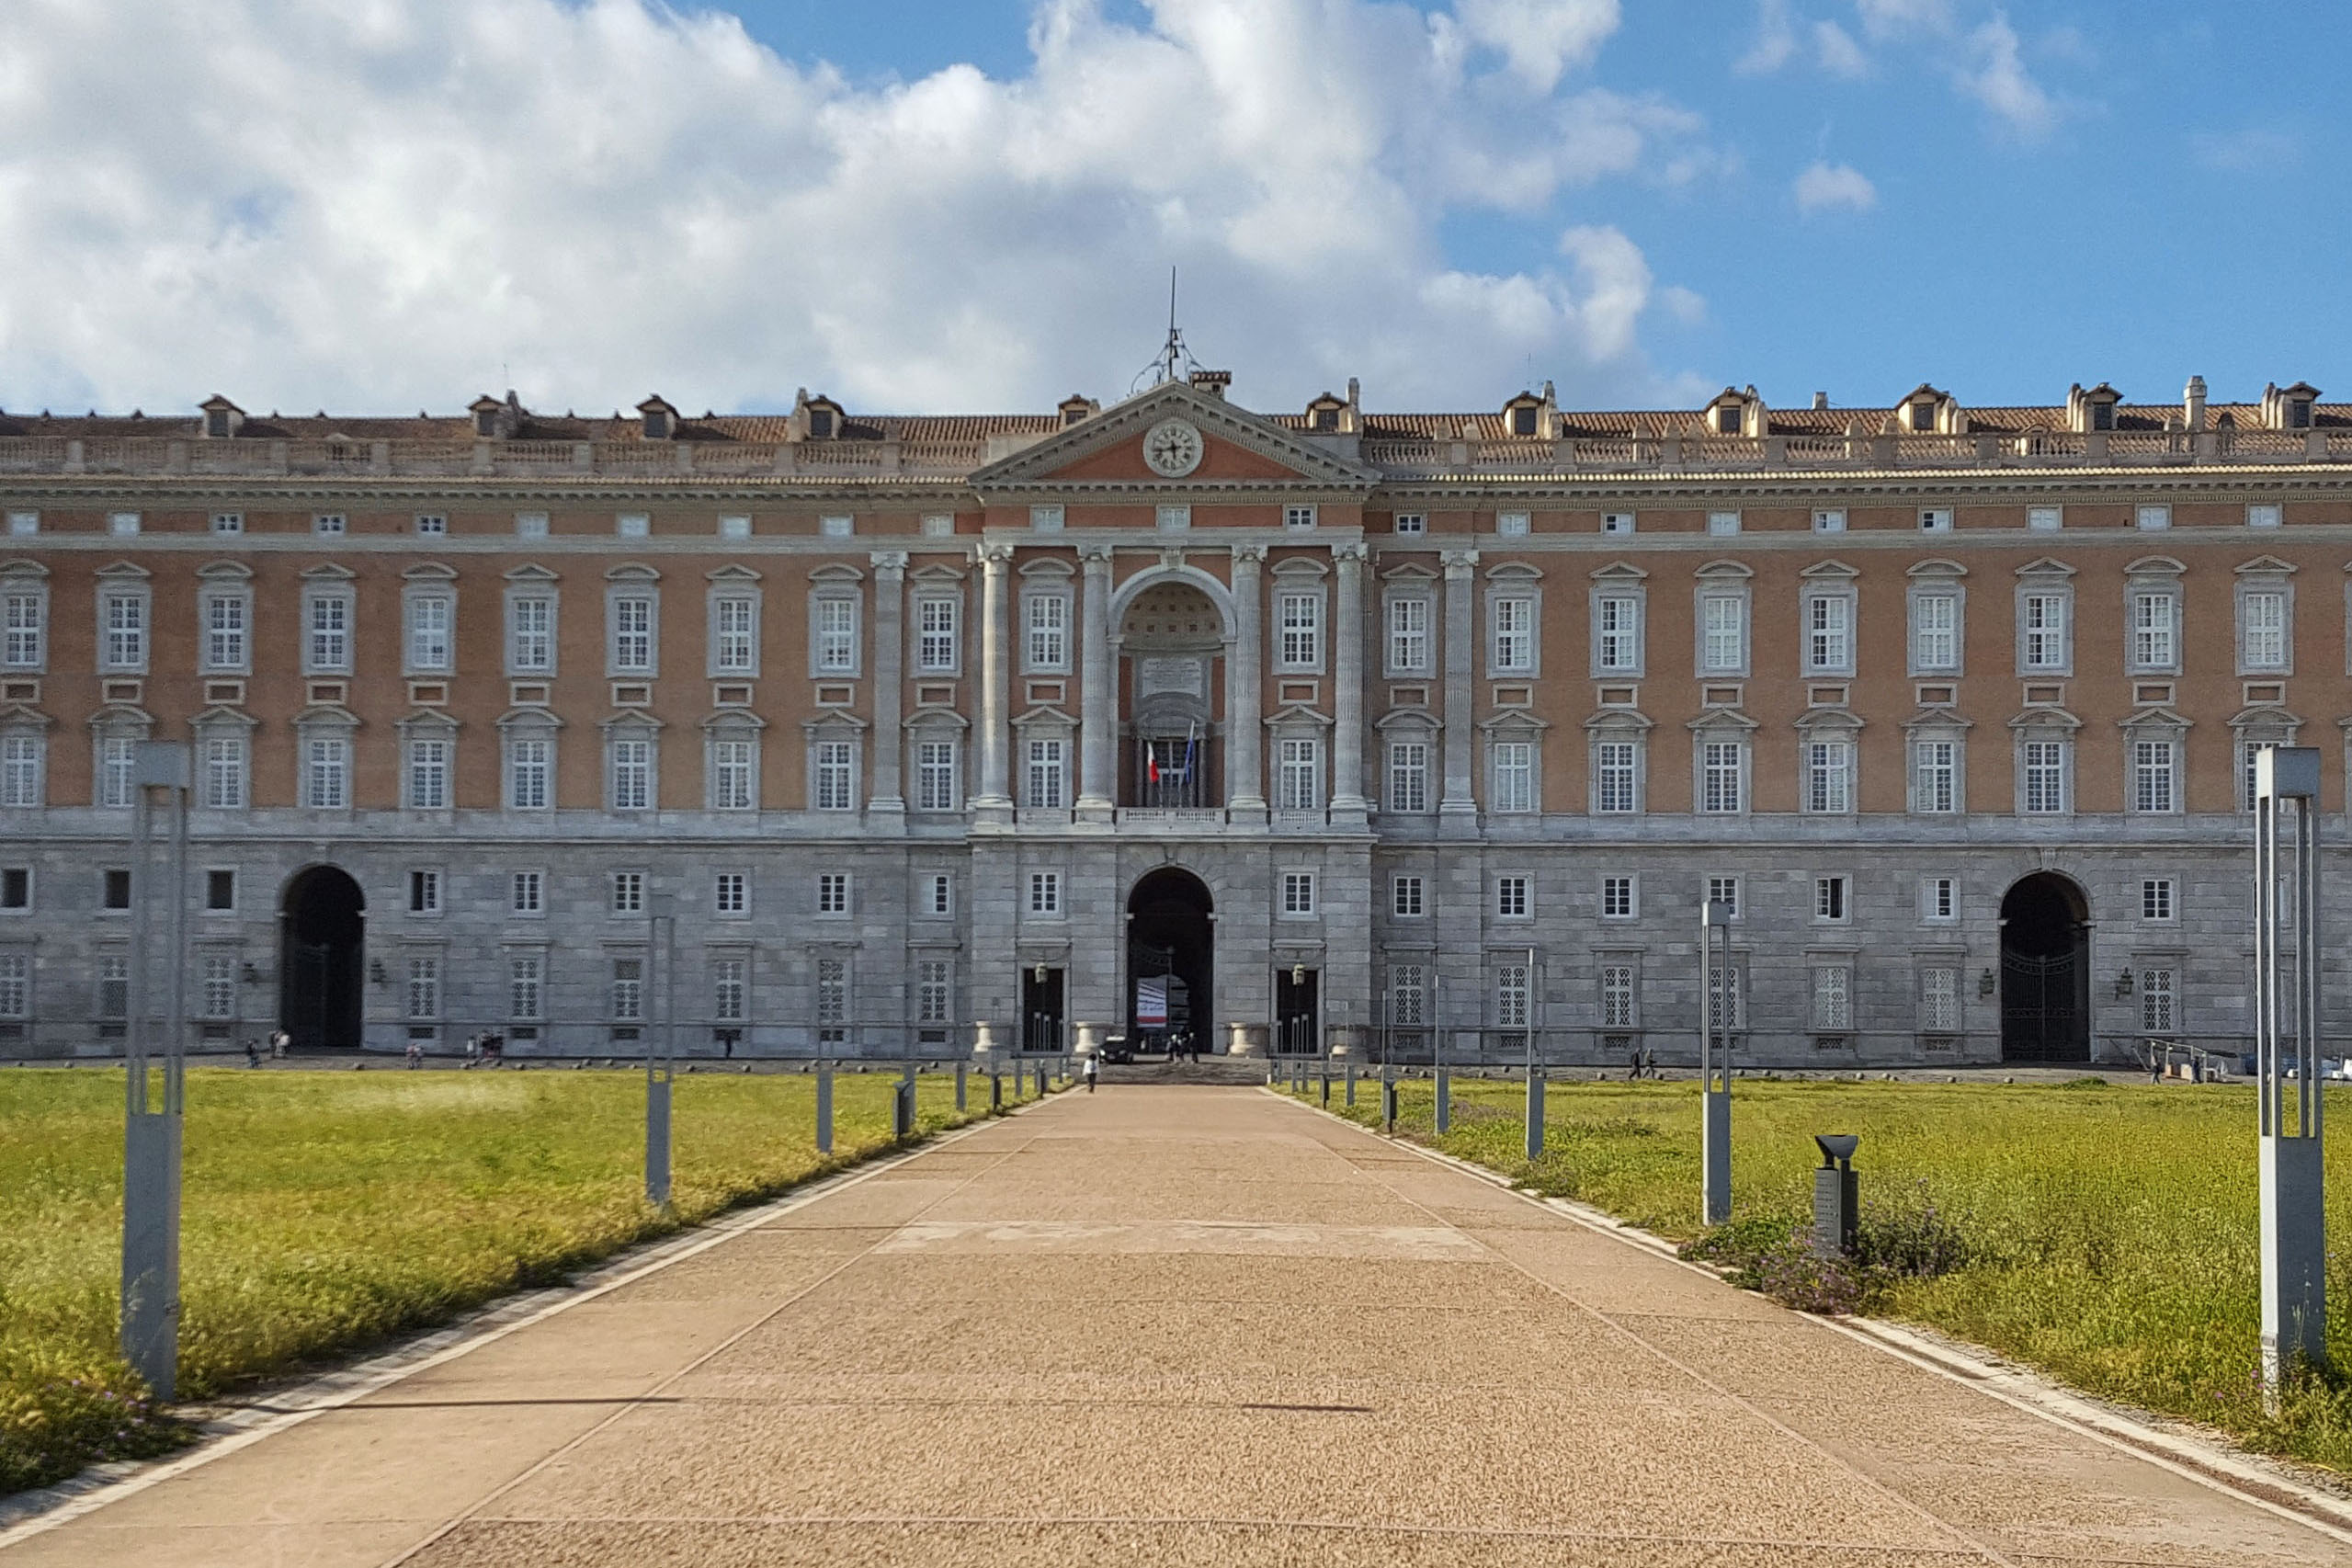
970,381 -> 1375,493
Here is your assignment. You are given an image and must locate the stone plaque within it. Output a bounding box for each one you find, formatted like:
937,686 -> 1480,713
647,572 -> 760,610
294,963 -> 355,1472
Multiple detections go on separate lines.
1138,655 -> 1202,697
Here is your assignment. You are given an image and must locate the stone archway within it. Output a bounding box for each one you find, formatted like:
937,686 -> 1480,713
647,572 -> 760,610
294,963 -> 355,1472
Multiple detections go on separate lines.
1121,581 -> 1225,807
1128,867 -> 1214,1052
2000,871 -> 2089,1062
281,866 -> 365,1051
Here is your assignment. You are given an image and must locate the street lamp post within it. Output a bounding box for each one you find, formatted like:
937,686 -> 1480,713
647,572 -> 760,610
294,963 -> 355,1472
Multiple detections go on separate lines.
1522,946 -> 1542,1163
122,740 -> 189,1399
2255,744 -> 2326,1404
1700,900 -> 1734,1226
645,893 -> 676,1208
1433,969 -> 1449,1133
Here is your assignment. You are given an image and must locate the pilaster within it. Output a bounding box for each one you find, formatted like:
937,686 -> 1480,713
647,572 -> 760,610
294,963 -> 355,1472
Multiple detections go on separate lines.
1330,541 -> 1369,825
974,541 -> 1013,822
1227,543 -> 1267,822
868,551 -> 906,826
1077,544 -> 1115,820
1440,547 -> 1480,832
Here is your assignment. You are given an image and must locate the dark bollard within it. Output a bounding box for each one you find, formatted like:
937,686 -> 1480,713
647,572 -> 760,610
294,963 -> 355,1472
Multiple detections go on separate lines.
1381,1075 -> 1399,1132
1435,1068 -> 1451,1134
990,1070 -> 1004,1110
1812,1135 -> 1859,1256
1345,1062 -> 1357,1108
816,1063 -> 835,1154
1035,1062 -> 1047,1098
955,1062 -> 967,1111
1524,1070 -> 1545,1161
893,1074 -> 915,1140
1320,1065 -> 1332,1105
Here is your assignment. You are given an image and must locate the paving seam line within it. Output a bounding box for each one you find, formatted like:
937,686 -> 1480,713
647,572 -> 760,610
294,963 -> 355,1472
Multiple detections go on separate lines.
0,1086 -> 1065,1551
1267,1085 -> 2352,1547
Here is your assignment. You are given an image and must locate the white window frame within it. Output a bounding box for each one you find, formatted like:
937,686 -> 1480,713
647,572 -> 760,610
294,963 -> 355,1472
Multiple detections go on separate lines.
924,873 -> 954,916
1601,511 -> 1635,536
816,871 -> 850,916
506,587 -> 558,676
2128,586 -> 2179,675
405,735 -> 451,810
2020,736 -> 2071,815
2027,506 -> 2062,533
1698,735 -> 1746,815
1592,736 -> 1640,814
0,731 -> 44,809
705,733 -> 756,812
1802,736 -> 1854,813
1489,738 -> 1536,813
511,870 -> 545,916
914,735 -> 960,812
714,871 -> 750,917
1592,591 -> 1644,676
2129,735 -> 2179,814
1707,510 -> 1741,537
1910,734 -> 1962,814
1277,591 -> 1324,673
710,592 -> 761,677
99,584 -> 150,674
1813,875 -> 1850,924
2142,878 -> 2176,923
1698,589 -> 1747,676
2237,581 -> 2292,675
0,578 -> 45,673
608,732 -> 655,812
1385,593 -> 1431,676
1812,963 -> 1853,1031
96,733 -> 135,811
812,593 -> 860,676
199,730 -> 247,811
915,594 -> 960,675
1920,875 -> 1959,923
608,588 -> 658,676
1385,737 -> 1430,814
1393,512 -> 1426,537
813,737 -> 858,811
403,588 -> 454,676
1803,589 -> 1855,676
1705,875 -> 1742,920
301,733 -> 350,810
1286,504 -> 1319,531
2136,504 -> 2173,532
1025,735 -> 1067,810
1391,874 -> 1426,918
1279,870 -> 1317,917
506,731 -> 554,811
1023,590 -> 1069,674
1028,870 -> 1063,916
1494,874 -> 1530,920
1813,508 -> 1846,534
302,587 -> 353,676
1599,874 -> 1638,921
2018,587 -> 2073,675
1277,736 -> 1322,812
1488,594 -> 1536,675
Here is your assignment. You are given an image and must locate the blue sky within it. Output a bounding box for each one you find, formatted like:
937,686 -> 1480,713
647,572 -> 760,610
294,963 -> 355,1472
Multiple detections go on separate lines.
0,1 -> 2342,415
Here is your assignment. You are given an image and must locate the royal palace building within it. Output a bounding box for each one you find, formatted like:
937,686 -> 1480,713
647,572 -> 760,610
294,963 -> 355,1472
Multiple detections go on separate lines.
0,370 -> 2345,1066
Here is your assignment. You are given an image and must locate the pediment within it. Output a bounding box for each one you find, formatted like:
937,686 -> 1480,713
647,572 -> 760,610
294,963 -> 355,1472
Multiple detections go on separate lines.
504,563 -> 560,582
1901,709 -> 1974,732
300,562 -> 356,581
2236,554 -> 2298,576
197,560 -> 253,581
969,381 -> 1375,492
1799,560 -> 1859,580
1693,559 -> 1753,580
707,563 -> 762,583
1591,562 -> 1648,582
699,708 -> 768,731
1583,708 -> 1654,732
403,561 -> 458,581
1907,558 -> 1966,579
605,561 -> 660,582
2015,556 -> 2076,578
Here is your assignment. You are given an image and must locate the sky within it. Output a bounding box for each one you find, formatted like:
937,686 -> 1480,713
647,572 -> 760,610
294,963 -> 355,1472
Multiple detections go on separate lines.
0,0 -> 2343,419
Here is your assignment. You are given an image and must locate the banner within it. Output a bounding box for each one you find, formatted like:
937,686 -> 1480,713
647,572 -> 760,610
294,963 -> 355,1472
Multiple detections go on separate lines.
1136,976 -> 1168,1027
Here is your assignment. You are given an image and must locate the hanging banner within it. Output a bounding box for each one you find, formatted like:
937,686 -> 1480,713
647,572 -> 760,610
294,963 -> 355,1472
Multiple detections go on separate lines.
1136,976 -> 1169,1027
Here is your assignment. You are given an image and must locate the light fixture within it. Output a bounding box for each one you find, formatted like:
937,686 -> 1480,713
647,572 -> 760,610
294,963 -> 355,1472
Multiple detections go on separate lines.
1033,961 -> 1048,984
2115,968 -> 2135,999
239,961 -> 261,986
1290,962 -> 1307,986
1977,968 -> 1995,998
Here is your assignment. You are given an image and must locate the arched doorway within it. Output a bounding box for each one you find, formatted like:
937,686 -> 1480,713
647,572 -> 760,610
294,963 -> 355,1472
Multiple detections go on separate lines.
281,866 -> 365,1051
1128,867 -> 1213,1052
1120,581 -> 1225,808
2000,872 -> 2088,1062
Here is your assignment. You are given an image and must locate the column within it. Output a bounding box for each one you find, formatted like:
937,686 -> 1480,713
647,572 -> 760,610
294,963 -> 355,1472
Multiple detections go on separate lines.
1330,541 -> 1369,819
1439,547 -> 1479,825
1077,545 -> 1115,817
975,542 -> 1013,813
1227,544 -> 1266,818
869,551 -> 907,820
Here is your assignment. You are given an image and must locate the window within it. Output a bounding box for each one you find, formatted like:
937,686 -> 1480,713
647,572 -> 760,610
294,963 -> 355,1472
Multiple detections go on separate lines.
819,514 -> 854,538
3,512 -> 30,537
617,513 -> 649,539
199,955 -> 233,1018
1696,878 -> 1735,921
415,514 -> 447,537
2130,591 -> 2176,671
1813,509 -> 1846,534
1386,741 -> 1428,813
1908,592 -> 1958,674
511,870 -> 543,915
405,956 -> 440,1018
711,738 -> 756,811
712,958 -> 746,1022
1025,593 -> 1066,671
2027,506 -> 2062,533
2021,593 -> 2068,670
1805,594 -> 1851,674
916,597 -> 959,672
2136,505 -> 2172,532
1815,876 -> 1848,922
1,587 -> 41,669
203,592 -> 248,672
201,734 -> 245,810
509,956 -> 544,1020
1595,596 -> 1641,672
1025,737 -> 1065,809
925,874 -> 953,916
407,738 -> 449,809
713,597 -> 758,673
108,512 -> 140,537
1387,597 -> 1429,672
719,513 -> 753,540
1918,507 -> 1953,533
1392,875 -> 1425,918
1281,872 -> 1316,915
1491,741 -> 1535,812
610,871 -> 645,914
1495,510 -> 1529,537
204,869 -> 234,911
1707,510 -> 1741,537
1601,875 -> 1635,919
1594,740 -> 1637,813
1602,511 -> 1635,536
1393,512 -> 1426,536
610,595 -> 655,674
1390,964 -> 1427,1027
1812,965 -> 1852,1030
1028,871 -> 1062,915
1700,740 -> 1744,813
509,595 -> 555,673
814,959 -> 847,1026
1155,505 -> 1191,532
102,591 -> 147,671
2141,967 -> 2177,1034
815,739 -> 856,810
516,512 -> 549,539
0,868 -> 27,910
313,513 -> 346,537
1699,594 -> 1744,673
1913,738 -> 1959,813
1495,875 -> 1529,918
1286,505 -> 1319,530
2249,504 -> 2283,529
408,869 -> 441,915
1490,597 -> 1533,672
917,959 -> 951,1023
1494,964 -> 1530,1028
2142,878 -> 2175,922
610,736 -> 653,811
96,735 -> 133,810
1030,505 -> 1064,532
402,595 -> 451,673
1599,964 -> 1636,1028
200,512 -> 242,538
1920,968 -> 1960,1032
99,956 -> 129,1019
1804,739 -> 1852,812
814,597 -> 858,673
2023,740 -> 2068,813
2131,739 -> 2176,813
303,736 -> 348,809
915,739 -> 958,812
2,733 -> 42,808
611,958 -> 644,1021
1278,594 -> 1322,669
2242,589 -> 2289,671
1277,738 -> 1320,811
306,593 -> 351,674
508,736 -> 552,810
715,871 -> 748,915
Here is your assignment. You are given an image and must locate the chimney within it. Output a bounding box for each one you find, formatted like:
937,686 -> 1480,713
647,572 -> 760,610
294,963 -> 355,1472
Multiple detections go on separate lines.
2184,375 -> 2207,432
1187,369 -> 1231,400
1812,392 -> 1829,411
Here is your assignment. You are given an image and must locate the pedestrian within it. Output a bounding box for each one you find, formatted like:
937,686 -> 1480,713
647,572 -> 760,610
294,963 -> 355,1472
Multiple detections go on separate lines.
404,1040 -> 423,1070
269,1028 -> 290,1060
1627,1044 -> 1642,1081
243,1037 -> 261,1069
1083,1052 -> 1099,1093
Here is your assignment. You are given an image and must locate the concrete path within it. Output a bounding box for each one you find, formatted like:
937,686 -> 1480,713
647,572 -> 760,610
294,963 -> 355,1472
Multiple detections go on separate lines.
6,1087 -> 2345,1566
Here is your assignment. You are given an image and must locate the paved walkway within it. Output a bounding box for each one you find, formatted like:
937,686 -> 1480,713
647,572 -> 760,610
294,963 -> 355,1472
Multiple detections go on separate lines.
6,1087 -> 2345,1566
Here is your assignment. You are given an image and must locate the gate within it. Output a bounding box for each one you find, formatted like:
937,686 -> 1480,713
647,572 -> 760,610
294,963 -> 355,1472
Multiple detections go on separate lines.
2002,950 -> 2085,1062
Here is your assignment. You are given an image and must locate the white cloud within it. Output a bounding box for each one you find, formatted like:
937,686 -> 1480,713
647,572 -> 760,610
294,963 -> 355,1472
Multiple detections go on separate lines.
1734,0 -> 1799,75
1955,13 -> 2058,138
1792,161 -> 1877,214
0,0 -> 1710,417
1812,20 -> 1869,76
2189,126 -> 2299,174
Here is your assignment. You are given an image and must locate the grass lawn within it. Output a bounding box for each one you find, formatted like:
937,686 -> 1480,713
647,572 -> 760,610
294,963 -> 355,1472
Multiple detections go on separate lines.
0,1063 -> 1045,1494
1293,1071 -> 2352,1472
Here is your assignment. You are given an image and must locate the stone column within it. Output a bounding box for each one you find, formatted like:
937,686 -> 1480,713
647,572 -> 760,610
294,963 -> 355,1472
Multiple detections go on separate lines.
975,542 -> 1013,812
1330,542 -> 1369,820
1078,545 -> 1115,818
1227,544 -> 1267,819
1440,547 -> 1480,824
869,551 -> 907,820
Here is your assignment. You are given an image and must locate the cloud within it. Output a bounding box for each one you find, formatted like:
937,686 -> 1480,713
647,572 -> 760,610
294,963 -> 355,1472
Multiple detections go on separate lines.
1955,13 -> 2058,137
2189,126 -> 2298,174
0,0 -> 1715,418
1734,0 -> 1799,74
1812,20 -> 1869,76
1792,160 -> 1877,213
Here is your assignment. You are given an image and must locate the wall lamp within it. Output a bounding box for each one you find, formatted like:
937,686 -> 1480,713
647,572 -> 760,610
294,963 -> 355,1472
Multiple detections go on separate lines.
1032,961 -> 1049,984
2115,968 -> 2136,999
1290,962 -> 1307,986
1977,968 -> 1995,998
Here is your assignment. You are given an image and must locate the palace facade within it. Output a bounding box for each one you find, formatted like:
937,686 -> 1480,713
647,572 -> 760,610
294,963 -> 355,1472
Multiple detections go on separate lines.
0,371 -> 2342,1065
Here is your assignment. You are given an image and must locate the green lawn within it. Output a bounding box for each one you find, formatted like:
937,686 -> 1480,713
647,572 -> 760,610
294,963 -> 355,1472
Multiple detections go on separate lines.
1293,1071 -> 2352,1471
0,1063 -> 1046,1494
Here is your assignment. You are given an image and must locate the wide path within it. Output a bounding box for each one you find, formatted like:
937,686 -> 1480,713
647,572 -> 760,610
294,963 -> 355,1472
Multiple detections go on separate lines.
7,1087 -> 2343,1566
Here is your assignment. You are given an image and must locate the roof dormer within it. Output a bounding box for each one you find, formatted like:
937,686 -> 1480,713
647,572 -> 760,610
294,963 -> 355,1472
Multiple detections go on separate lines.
1056,393 -> 1097,428
2263,381 -> 2323,431
469,394 -> 506,439
1898,383 -> 1960,435
792,389 -> 846,440
2066,381 -> 2122,434
1702,385 -> 1765,438
199,394 -> 244,440
1304,391 -> 1347,433
636,394 -> 679,441
1502,386 -> 1555,438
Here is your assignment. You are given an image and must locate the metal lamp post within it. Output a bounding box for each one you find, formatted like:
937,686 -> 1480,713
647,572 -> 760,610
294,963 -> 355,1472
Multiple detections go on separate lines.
2254,744 -> 2326,1403
122,741 -> 190,1399
1432,970 -> 1449,1134
645,893 -> 676,1208
1522,945 -> 1543,1163
1700,899 -> 1734,1226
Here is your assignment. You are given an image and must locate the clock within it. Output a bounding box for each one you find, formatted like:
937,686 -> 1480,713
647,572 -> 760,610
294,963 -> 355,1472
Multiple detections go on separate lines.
1143,418 -> 1204,478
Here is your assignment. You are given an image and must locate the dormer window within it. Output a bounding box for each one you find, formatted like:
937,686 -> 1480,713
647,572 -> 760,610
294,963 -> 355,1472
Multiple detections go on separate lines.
808,407 -> 835,438
475,407 -> 497,437
2290,398 -> 2314,429
1313,405 -> 1339,432
1514,403 -> 1540,437
2261,382 -> 2322,431
207,408 -> 231,438
1714,404 -> 1740,435
1058,394 -> 1093,427
2091,402 -> 2116,432
643,408 -> 669,440
1910,401 -> 1937,433
200,396 -> 243,439
636,396 -> 677,441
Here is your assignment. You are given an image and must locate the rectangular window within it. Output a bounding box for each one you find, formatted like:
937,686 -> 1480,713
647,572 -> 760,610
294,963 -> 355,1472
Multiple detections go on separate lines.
611,737 -> 653,811
1286,504 -> 1319,530
2249,503 -> 2283,529
509,737 -> 551,810
1281,872 -> 1316,915
3,733 -> 44,808
1026,737 -> 1065,809
815,598 -> 858,672
2141,967 -> 2177,1033
1914,739 -> 1958,813
819,514 -> 854,538
1815,875 -> 1848,922
721,514 -> 753,540
1594,741 -> 1637,813
1805,595 -> 1850,673
1392,875 -> 1425,917
2243,590 -> 2289,670
713,597 -> 758,673
96,735 -> 132,810
99,956 -> 129,1018
1601,874 -> 1635,919
1805,739 -> 1852,812
203,594 -> 247,672
915,739 -> 959,812
1495,875 -> 1529,918
2028,506 -> 2062,532
1393,512 -> 1426,536
815,958 -> 847,1025
1278,738 -> 1320,811
1390,963 -> 1426,1027
712,957 -> 746,1022
916,597 -> 959,672
1707,510 -> 1741,537
307,595 -> 350,673
1494,510 -> 1528,536
510,956 -> 544,1020
204,869 -> 234,911
3,512 -> 30,537
1812,965 -> 1852,1030
715,871 -> 748,915
1490,597 -> 1533,672
415,514 -> 447,537
1,590 -> 41,670
104,869 -> 131,910
2022,594 -> 2068,670
1602,511 -> 1635,536
1813,508 -> 1846,534
1700,741 -> 1743,813
406,956 -> 440,1018
1155,505 -> 1190,532
1025,594 -> 1066,671
304,737 -> 348,809
1596,596 -> 1640,671
917,959 -> 951,1023
1707,876 -> 1741,918
1388,597 -> 1429,672
209,512 -> 244,536
2136,505 -> 2172,532
610,870 -> 644,914
616,513 -> 649,539
1918,507 -> 1952,533
2130,592 -> 2176,670
1599,964 -> 1635,1028
711,738 -> 755,810
1920,967 -> 1960,1032
509,597 -> 555,673
1028,871 -> 1062,915
2142,878 -> 2175,921
202,734 -> 245,810
610,958 -> 643,1021
1494,964 -> 1530,1028
1492,741 -> 1535,812
407,739 -> 449,809
610,596 -> 654,673
0,868 -> 28,910
1029,505 -> 1064,532
1278,594 -> 1321,668
926,873 -> 953,916
197,954 -> 233,1019
516,512 -> 549,539
408,869 -> 440,915
314,513 -> 346,537
1386,741 -> 1428,813
2024,741 -> 2067,813
815,740 -> 856,810
103,592 -> 146,671
511,870 -> 543,915
1699,595 -> 1744,673
1913,593 -> 1959,671
405,595 -> 452,673
2132,739 -> 2176,813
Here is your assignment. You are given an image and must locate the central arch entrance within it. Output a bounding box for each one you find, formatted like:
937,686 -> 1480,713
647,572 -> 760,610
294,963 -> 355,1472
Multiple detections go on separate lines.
2000,871 -> 2089,1062
1128,867 -> 1213,1053
281,866 -> 365,1051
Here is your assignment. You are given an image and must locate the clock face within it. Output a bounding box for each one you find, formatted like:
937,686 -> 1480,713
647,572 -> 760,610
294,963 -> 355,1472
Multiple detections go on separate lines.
1143,418 -> 1205,478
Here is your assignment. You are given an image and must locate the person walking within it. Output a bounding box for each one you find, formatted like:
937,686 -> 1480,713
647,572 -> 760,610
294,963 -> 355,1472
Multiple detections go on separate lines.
268,1028 -> 290,1061
1083,1052 -> 1099,1093
243,1037 -> 262,1069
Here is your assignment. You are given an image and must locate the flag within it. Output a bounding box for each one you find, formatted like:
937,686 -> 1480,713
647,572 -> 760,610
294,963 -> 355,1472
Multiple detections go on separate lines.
1147,739 -> 1159,783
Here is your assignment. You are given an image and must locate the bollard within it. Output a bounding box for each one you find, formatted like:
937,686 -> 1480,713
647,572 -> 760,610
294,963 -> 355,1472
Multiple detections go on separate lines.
1523,1069 -> 1544,1161
1812,1135 -> 1859,1256
1381,1074 -> 1399,1132
1345,1062 -> 1357,1108
1435,1068 -> 1451,1134
815,1062 -> 835,1154
990,1070 -> 1003,1110
1320,1065 -> 1332,1105
955,1062 -> 967,1111
1035,1062 -> 1047,1098
892,1074 -> 915,1141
